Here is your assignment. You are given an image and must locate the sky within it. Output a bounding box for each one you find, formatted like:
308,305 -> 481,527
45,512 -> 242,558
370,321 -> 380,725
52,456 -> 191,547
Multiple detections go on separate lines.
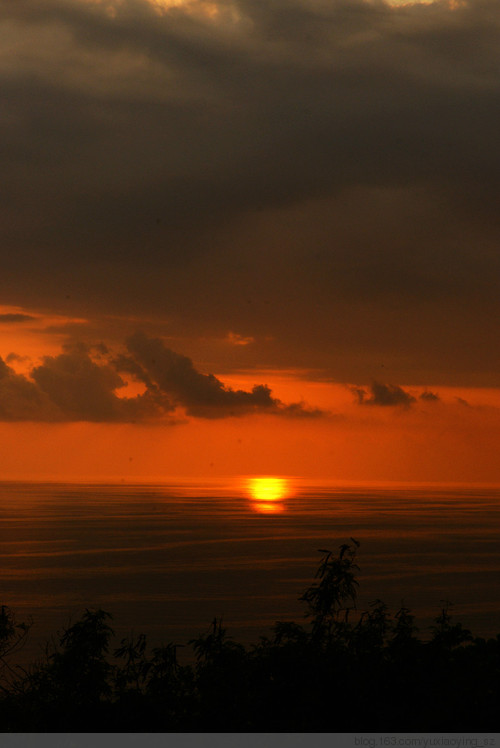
1,0 -> 499,482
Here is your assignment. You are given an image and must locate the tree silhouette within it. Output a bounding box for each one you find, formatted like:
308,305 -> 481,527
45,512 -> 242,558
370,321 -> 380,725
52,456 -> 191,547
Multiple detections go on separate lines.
1,542 -> 500,731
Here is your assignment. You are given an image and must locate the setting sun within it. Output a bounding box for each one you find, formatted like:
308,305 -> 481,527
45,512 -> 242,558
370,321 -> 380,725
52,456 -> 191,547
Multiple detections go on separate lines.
245,476 -> 292,514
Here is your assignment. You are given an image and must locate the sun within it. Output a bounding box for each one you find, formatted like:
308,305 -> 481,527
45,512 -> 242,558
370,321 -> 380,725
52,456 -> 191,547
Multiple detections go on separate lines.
247,477 -> 288,502
245,476 -> 292,514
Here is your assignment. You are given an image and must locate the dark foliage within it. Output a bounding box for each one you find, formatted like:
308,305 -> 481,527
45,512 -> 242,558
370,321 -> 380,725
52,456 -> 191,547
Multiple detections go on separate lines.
1,542 -> 499,731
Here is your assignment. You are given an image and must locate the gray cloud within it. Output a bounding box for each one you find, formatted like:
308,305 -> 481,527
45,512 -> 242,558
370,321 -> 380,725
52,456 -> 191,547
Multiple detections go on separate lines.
0,344 -> 170,422
420,390 -> 440,402
31,342 -> 133,421
121,332 -> 320,418
355,382 -> 416,407
0,357 -> 59,421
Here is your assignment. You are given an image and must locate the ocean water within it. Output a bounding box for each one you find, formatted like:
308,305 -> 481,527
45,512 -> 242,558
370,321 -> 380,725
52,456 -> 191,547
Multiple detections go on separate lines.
1,480 -> 500,664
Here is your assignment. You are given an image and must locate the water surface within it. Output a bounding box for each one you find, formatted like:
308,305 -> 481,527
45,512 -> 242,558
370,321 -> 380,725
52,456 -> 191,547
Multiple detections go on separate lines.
1,481 -> 499,662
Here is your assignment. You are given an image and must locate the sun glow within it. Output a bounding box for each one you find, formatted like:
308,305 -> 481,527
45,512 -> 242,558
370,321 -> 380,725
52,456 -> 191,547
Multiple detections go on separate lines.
149,0 -> 219,15
83,0 -> 223,19
387,0 -> 464,6
245,476 -> 292,514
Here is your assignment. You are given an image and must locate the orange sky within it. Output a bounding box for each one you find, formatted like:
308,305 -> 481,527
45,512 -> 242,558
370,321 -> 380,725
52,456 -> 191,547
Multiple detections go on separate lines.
1,396 -> 499,484
0,303 -> 499,484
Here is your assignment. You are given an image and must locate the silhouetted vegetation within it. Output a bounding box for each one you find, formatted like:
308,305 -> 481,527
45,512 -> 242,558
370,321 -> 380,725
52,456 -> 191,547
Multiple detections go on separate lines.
1,542 -> 499,731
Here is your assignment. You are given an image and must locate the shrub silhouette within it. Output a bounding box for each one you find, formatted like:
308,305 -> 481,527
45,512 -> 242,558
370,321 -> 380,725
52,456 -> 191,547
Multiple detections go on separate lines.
0,605 -> 32,691
13,609 -> 114,730
1,541 -> 500,731
300,541 -> 359,642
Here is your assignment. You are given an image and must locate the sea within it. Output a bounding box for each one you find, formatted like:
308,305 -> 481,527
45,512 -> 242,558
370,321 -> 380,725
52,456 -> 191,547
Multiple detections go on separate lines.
1,480 -> 500,665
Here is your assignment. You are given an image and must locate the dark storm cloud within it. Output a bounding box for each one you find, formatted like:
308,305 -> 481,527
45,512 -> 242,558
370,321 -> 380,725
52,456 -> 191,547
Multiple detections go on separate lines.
1,0 -> 500,385
0,346 -> 165,422
355,382 -> 416,407
121,332 -> 320,418
0,344 -> 171,422
0,357 -> 59,421
30,342 -> 136,421
0,336 -> 319,421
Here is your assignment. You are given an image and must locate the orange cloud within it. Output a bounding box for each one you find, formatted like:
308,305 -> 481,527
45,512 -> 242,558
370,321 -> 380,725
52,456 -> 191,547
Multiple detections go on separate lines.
225,331 -> 254,347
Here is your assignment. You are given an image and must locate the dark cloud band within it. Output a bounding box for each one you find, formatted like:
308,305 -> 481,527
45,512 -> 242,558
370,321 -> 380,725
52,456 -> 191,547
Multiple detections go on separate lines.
0,334 -> 321,422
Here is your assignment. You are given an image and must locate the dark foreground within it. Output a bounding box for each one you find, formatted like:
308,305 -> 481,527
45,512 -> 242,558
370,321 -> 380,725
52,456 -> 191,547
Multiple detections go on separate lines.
1,542 -> 499,731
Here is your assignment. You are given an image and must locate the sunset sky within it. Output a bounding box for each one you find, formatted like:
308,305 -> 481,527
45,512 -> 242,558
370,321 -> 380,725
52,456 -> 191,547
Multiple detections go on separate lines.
1,0 -> 499,482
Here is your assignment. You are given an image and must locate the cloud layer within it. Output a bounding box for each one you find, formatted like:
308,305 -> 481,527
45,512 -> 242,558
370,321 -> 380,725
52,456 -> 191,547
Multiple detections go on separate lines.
1,0 -> 499,385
